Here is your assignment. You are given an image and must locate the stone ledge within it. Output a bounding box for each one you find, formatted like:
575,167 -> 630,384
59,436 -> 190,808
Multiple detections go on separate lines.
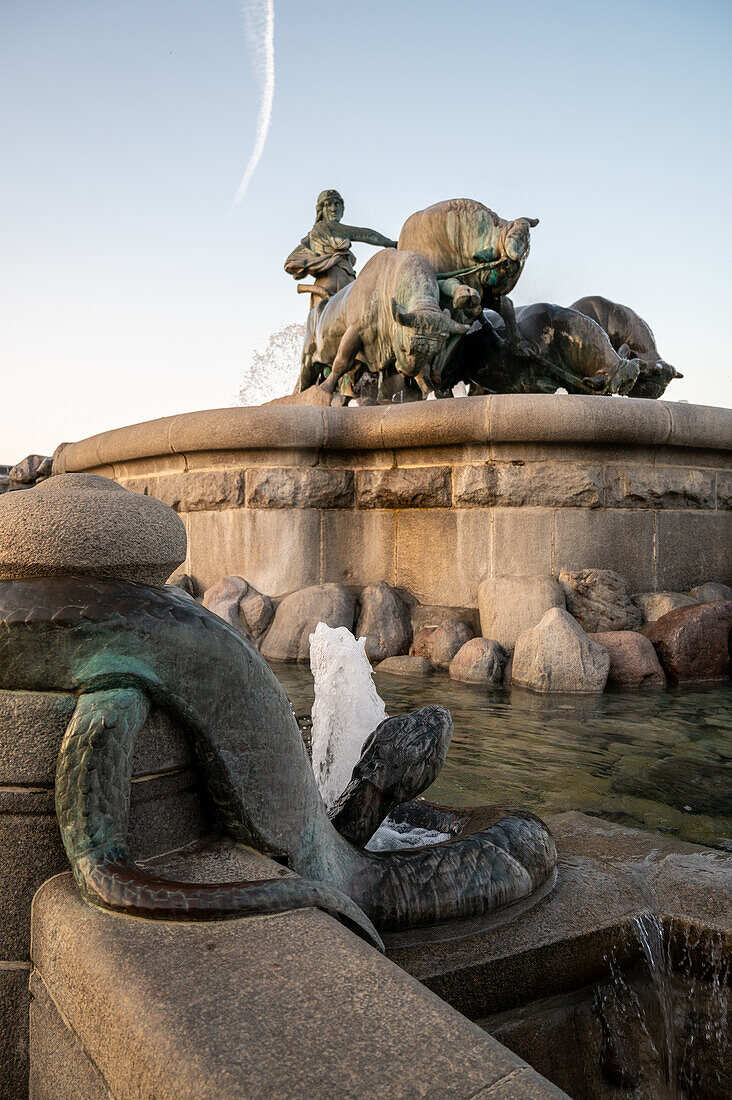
604,466 -> 716,509
124,471 -> 247,512
53,397 -> 732,474
114,461 -> 732,514
30,839 -> 566,1100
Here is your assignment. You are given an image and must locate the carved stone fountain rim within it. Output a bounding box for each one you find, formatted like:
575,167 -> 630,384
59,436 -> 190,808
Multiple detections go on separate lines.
53,396 -> 732,473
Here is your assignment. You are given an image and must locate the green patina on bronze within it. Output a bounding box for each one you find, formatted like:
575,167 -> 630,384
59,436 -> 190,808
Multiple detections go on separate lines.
285,189 -> 397,312
0,576 -> 556,944
285,195 -> 681,403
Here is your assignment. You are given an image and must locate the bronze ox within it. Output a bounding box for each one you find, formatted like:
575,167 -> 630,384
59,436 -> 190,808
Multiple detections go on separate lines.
451,303 -> 648,396
300,249 -> 470,398
571,295 -> 682,399
397,198 -> 539,325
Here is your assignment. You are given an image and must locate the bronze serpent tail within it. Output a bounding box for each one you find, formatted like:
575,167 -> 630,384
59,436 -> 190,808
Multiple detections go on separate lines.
54,686 -> 382,948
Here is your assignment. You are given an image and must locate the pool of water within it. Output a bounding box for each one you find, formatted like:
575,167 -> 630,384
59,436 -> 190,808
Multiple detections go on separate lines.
271,664 -> 732,852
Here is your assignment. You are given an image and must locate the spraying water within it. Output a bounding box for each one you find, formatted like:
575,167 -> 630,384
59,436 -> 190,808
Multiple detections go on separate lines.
309,623 -> 387,808
308,623 -> 452,850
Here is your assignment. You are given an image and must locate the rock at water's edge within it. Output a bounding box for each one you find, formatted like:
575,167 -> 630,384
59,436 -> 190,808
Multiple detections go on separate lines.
588,631 -> 666,689
633,591 -> 698,623
449,638 -> 507,686
426,619 -> 475,670
642,600 -> 732,683
512,607 -> 610,694
260,583 -> 355,662
559,568 -> 641,633
689,582 -> 732,603
355,582 -> 412,661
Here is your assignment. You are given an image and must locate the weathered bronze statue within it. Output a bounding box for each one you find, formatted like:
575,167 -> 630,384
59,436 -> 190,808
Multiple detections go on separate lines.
570,295 -> 683,398
398,198 -> 539,344
300,249 -> 469,397
285,194 -> 682,403
285,189 -> 397,311
446,300 -> 681,398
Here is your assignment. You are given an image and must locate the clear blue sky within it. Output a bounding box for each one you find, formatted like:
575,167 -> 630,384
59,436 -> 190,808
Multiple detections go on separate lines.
1,0 -> 730,463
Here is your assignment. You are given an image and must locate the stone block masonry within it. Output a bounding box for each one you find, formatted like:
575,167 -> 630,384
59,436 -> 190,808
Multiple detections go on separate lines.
53,395 -> 732,605
0,691 -> 210,1093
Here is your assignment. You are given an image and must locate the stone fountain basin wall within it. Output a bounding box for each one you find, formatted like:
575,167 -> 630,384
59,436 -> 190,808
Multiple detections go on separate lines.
53,395 -> 732,604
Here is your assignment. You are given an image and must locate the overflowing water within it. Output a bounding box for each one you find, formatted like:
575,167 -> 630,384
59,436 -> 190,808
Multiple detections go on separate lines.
594,913 -> 731,1098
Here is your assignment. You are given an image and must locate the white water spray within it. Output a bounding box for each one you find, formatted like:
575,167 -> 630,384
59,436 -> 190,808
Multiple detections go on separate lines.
308,623 -> 451,850
232,0 -> 275,208
309,623 -> 387,809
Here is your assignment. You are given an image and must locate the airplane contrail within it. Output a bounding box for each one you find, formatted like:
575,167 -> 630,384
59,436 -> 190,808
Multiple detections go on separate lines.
232,0 -> 275,208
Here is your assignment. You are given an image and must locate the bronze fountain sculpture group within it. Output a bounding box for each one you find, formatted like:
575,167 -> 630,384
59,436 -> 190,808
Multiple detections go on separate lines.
286,190 -> 682,403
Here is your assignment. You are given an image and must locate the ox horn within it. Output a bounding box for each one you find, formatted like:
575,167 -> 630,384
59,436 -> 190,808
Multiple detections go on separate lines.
391,298 -> 417,327
440,310 -> 471,336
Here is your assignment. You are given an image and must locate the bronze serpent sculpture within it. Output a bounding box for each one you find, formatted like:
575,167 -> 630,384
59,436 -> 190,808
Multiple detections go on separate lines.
0,575 -> 556,948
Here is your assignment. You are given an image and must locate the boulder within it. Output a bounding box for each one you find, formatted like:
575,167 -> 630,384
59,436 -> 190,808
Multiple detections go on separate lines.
355,582 -> 412,661
259,583 -> 355,662
689,581 -> 732,603
0,473 -> 185,585
449,638 -> 507,686
588,631 -> 666,689
9,454 -> 52,485
374,656 -> 433,678
478,575 -> 565,652
425,619 -> 475,669
558,569 -> 641,632
633,591 -> 698,623
643,601 -> 732,683
240,587 -> 276,642
512,607 -> 610,693
203,575 -> 275,644
168,571 -> 200,598
410,626 -> 437,659
0,474 -> 9,494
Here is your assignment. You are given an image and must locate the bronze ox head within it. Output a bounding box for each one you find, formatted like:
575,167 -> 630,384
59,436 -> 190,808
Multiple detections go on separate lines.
390,301 -> 471,385
472,217 -> 539,266
391,300 -> 470,339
